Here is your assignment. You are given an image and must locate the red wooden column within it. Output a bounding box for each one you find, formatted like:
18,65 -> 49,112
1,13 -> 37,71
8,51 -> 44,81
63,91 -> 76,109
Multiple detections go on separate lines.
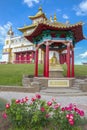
43,50 -> 46,77
45,43 -> 49,77
71,48 -> 74,77
35,47 -> 38,77
67,43 -> 71,77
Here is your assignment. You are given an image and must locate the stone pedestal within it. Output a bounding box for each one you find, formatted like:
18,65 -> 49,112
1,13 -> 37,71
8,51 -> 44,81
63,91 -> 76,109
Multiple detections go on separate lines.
49,64 -> 64,78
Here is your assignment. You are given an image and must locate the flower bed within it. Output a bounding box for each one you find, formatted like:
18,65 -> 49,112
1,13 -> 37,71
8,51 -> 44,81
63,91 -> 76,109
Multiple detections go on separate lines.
2,94 -> 85,130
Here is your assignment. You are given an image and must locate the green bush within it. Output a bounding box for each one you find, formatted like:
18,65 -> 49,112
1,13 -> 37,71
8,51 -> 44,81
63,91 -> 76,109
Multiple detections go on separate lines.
3,94 -> 84,130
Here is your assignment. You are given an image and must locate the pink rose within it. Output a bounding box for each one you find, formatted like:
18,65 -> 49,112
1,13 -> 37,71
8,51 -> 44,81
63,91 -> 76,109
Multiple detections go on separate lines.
54,103 -> 60,109
2,112 -> 7,119
31,97 -> 36,102
61,107 -> 65,111
5,103 -> 10,109
47,101 -> 52,106
15,99 -> 20,104
36,94 -> 41,99
79,110 -> 84,116
40,107 -> 45,112
25,96 -> 29,101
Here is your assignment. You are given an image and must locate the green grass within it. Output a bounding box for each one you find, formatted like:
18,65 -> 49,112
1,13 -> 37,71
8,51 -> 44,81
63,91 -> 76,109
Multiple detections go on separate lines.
0,64 -> 43,86
0,64 -> 87,86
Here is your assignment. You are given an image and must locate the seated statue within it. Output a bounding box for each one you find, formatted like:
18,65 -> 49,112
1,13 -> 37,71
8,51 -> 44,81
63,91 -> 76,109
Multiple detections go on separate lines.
49,52 -> 63,71
50,52 -> 59,65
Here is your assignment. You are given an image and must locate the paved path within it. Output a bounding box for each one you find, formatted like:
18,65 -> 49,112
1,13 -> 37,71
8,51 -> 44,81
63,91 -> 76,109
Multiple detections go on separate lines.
0,91 -> 87,117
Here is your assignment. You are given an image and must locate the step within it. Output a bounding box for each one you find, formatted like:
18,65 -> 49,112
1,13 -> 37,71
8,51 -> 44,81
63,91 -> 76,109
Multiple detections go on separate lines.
40,92 -> 87,96
40,88 -> 82,93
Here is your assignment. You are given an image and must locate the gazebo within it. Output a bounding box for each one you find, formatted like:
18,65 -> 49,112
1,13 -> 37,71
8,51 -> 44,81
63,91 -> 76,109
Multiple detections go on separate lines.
25,20 -> 84,78
20,7 -> 85,88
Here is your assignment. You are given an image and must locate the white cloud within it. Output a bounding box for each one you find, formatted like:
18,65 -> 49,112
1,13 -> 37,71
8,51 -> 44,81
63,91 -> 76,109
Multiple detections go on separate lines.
73,0 -> 87,16
0,22 -> 12,45
79,51 -> 87,58
62,14 -> 69,19
56,8 -> 61,12
23,0 -> 40,7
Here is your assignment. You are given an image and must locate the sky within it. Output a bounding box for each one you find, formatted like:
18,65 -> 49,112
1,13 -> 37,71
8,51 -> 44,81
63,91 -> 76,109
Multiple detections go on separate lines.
0,0 -> 87,64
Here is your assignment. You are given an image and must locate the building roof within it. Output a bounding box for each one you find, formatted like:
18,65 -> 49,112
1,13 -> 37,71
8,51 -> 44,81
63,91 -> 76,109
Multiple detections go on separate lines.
18,24 -> 37,33
29,7 -> 47,20
25,21 -> 84,43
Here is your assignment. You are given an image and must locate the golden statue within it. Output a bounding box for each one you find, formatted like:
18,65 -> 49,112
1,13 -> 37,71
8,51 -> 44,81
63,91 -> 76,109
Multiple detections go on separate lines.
50,52 -> 59,65
49,52 -> 63,71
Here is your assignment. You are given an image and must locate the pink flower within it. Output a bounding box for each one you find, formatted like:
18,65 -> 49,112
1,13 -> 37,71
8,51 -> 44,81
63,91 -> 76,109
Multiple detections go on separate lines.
5,103 -> 10,109
61,107 -> 65,111
69,114 -> 74,119
21,98 -> 26,103
66,114 -> 70,119
36,94 -> 41,99
40,107 -> 45,112
54,103 -> 60,109
79,110 -> 84,116
25,96 -> 29,101
47,101 -> 52,106
31,97 -> 36,102
2,112 -> 7,119
15,99 -> 20,104
69,119 -> 74,126
46,114 -> 50,118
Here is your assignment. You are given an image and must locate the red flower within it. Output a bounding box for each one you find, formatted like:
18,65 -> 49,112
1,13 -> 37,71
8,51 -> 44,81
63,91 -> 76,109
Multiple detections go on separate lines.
69,119 -> 74,126
25,96 -> 29,101
36,94 -> 41,99
40,107 -> 45,112
5,103 -> 10,109
61,107 -> 65,111
2,112 -> 7,119
47,101 -> 52,106
79,110 -> 84,116
31,97 -> 36,102
15,99 -> 20,104
21,98 -> 27,103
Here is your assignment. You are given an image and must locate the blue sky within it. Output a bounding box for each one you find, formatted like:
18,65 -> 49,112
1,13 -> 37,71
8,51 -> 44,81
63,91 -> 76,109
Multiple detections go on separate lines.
0,0 -> 87,64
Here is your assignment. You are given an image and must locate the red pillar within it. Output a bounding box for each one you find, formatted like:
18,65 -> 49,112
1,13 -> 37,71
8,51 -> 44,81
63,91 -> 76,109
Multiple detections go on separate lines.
35,48 -> 38,77
45,43 -> 49,77
44,50 -> 46,76
67,43 -> 70,77
71,49 -> 74,77
59,54 -> 61,64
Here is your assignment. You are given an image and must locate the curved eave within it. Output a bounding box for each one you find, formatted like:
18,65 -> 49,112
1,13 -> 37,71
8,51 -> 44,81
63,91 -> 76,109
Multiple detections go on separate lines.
25,22 -> 84,43
18,24 -> 37,33
29,14 -> 47,20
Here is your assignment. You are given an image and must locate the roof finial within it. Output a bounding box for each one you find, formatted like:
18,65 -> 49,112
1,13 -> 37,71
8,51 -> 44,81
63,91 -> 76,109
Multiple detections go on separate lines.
7,25 -> 14,36
54,14 -> 57,22
39,6 -> 42,12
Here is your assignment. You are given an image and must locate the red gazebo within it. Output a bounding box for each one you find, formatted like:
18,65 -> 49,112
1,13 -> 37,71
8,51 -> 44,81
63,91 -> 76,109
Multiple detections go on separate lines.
25,21 -> 84,78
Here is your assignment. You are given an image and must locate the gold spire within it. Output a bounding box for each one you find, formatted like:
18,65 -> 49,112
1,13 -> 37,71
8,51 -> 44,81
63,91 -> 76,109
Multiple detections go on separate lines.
7,26 -> 14,36
38,6 -> 42,12
50,16 -> 53,22
54,14 -> 57,22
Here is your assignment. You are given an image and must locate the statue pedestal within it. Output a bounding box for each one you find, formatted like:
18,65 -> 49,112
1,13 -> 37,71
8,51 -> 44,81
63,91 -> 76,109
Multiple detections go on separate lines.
49,65 -> 64,78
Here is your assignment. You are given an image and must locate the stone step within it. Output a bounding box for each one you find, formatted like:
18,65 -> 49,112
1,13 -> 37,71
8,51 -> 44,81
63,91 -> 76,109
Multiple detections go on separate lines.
40,92 -> 87,96
40,88 -> 82,93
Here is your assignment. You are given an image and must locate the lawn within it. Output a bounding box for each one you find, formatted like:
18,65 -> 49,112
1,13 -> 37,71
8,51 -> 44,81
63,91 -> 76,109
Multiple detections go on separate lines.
0,64 -> 87,86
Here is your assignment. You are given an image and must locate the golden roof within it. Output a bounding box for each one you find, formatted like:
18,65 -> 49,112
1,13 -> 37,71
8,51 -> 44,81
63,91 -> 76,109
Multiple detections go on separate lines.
29,7 -> 47,20
18,24 -> 37,32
